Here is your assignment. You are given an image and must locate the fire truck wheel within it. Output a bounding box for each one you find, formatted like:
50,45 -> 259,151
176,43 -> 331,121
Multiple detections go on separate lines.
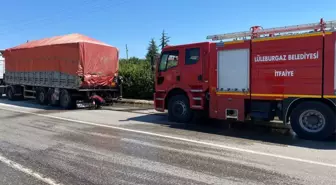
290,101 -> 335,141
168,95 -> 193,123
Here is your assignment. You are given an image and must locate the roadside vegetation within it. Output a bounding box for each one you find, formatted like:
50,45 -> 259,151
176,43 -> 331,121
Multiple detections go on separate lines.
119,30 -> 169,100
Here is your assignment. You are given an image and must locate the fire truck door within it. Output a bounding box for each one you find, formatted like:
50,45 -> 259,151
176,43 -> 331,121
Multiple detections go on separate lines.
156,50 -> 180,91
180,45 -> 206,88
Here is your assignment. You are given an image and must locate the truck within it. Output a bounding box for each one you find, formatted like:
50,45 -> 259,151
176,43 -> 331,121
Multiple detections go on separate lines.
0,52 -> 4,86
0,50 -> 6,96
154,18 -> 336,141
0,33 -> 122,109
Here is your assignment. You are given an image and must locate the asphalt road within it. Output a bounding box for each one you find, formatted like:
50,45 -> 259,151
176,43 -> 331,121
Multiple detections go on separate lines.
0,99 -> 335,185
0,163 -> 48,185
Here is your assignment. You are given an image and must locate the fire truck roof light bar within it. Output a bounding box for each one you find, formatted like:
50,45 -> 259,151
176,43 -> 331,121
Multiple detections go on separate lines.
206,18 -> 336,41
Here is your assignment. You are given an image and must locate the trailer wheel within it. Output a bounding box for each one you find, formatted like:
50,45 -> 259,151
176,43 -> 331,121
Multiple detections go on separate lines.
60,89 -> 75,109
37,88 -> 48,105
290,101 -> 335,140
47,89 -> 59,106
6,87 -> 15,101
168,95 -> 193,123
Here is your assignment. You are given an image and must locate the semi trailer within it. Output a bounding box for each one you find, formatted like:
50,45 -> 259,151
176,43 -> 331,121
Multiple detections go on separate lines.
0,33 -> 122,109
0,51 -> 6,95
0,52 -> 4,86
154,18 -> 336,140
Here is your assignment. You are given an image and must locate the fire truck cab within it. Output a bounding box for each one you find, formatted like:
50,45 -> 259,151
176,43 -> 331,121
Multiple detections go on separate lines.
154,42 -> 210,121
154,19 -> 336,140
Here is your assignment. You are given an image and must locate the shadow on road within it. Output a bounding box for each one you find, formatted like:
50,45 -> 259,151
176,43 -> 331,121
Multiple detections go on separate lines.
102,104 -> 156,115
0,95 -> 58,110
0,97 -> 155,118
123,113 -> 336,150
1,96 -> 335,150
0,97 -> 79,119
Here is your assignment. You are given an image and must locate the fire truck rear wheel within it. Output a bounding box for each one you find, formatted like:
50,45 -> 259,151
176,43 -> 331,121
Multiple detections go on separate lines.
168,95 -> 193,123
290,101 -> 335,141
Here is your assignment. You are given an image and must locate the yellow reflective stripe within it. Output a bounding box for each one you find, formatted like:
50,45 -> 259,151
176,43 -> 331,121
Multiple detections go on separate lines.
324,95 -> 336,98
215,92 -> 326,98
223,40 -> 245,45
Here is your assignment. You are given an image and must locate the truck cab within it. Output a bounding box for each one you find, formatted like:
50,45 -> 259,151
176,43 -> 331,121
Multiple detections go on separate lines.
154,42 -> 210,122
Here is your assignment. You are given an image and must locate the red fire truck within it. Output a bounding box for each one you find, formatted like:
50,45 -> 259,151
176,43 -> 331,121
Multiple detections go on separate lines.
154,18 -> 336,140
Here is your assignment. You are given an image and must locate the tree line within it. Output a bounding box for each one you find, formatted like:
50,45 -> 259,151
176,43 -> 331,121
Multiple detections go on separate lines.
146,29 -> 170,60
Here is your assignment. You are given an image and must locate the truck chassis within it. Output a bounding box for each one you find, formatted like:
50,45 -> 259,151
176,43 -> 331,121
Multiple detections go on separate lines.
0,83 -> 122,109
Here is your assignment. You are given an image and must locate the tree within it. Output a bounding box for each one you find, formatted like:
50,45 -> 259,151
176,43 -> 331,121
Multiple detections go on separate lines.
159,30 -> 170,50
119,57 -> 154,100
146,38 -> 159,61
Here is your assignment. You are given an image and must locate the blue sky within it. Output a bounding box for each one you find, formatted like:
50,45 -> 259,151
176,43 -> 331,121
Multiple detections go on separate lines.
0,0 -> 335,59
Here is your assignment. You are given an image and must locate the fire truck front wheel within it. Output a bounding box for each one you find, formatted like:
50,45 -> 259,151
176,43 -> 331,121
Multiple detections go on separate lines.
168,95 -> 193,123
290,101 -> 335,141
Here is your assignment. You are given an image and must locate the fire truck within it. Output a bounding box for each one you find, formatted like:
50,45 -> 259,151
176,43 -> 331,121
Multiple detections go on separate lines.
154,18 -> 336,140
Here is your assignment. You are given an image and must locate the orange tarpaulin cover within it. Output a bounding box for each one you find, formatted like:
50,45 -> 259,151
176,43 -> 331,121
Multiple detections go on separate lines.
2,33 -> 119,88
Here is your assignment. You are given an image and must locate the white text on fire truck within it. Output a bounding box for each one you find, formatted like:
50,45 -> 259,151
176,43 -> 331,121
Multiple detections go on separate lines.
255,51 -> 319,62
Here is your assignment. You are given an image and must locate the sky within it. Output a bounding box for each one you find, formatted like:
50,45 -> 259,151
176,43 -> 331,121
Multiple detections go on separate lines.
0,0 -> 335,59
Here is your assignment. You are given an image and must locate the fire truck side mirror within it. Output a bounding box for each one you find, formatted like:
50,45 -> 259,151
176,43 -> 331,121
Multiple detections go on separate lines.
155,55 -> 160,63
151,56 -> 160,71
150,56 -> 160,72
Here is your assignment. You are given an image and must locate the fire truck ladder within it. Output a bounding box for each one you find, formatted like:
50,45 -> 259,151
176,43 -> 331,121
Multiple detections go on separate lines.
206,18 -> 336,41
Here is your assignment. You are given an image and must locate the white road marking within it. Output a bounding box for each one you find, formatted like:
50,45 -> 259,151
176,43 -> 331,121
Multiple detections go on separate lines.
0,104 -> 336,168
0,153 -> 63,185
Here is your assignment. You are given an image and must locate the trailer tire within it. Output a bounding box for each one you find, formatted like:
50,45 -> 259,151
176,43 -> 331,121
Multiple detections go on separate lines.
168,95 -> 193,123
36,88 -> 48,105
290,101 -> 335,141
47,89 -> 59,106
6,87 -> 15,101
60,89 -> 75,109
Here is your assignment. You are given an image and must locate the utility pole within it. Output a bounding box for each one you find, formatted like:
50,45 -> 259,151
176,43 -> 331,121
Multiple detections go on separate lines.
125,44 -> 129,60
